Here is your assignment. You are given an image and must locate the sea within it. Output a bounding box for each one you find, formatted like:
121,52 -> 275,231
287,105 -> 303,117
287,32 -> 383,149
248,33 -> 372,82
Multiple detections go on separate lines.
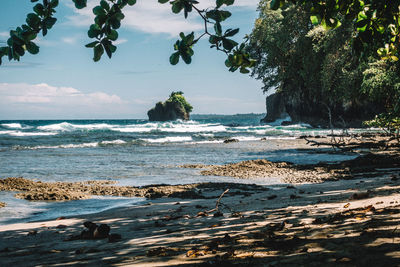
0,114 -> 366,224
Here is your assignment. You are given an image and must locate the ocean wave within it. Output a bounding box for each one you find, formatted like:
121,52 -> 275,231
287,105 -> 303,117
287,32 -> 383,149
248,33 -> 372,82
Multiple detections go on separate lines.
37,122 -> 115,132
100,140 -> 127,145
1,123 -> 33,130
1,123 -> 23,129
140,136 -> 193,143
13,142 -> 99,150
0,130 -> 58,137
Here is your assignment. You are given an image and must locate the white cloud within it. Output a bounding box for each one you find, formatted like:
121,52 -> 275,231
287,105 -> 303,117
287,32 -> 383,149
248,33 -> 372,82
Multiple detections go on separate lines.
0,83 -> 133,119
61,36 -> 79,44
113,38 -> 128,45
64,0 -> 258,36
0,31 -> 8,37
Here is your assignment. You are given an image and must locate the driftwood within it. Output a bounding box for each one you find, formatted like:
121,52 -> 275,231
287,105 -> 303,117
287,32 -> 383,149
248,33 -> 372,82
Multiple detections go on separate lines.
207,189 -> 229,213
305,104 -> 399,151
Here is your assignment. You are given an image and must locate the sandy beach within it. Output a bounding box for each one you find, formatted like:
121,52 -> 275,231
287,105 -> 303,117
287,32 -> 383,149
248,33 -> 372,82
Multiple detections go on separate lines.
1,138 -> 400,266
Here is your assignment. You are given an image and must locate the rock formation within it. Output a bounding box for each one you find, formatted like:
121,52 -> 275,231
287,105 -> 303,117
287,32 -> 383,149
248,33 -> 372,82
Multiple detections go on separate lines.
260,92 -> 288,123
148,92 -> 192,121
148,101 -> 189,121
261,91 -> 384,128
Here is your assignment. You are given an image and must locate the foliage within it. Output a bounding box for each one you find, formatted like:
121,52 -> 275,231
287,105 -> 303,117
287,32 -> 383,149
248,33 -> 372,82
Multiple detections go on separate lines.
0,0 -> 254,73
364,113 -> 400,143
168,91 -> 193,113
270,0 -> 400,61
248,1 -> 400,123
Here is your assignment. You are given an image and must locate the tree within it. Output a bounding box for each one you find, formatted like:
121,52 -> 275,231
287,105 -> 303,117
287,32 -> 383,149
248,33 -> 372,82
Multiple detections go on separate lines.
270,0 -> 400,61
248,1 -> 399,126
0,0 -> 254,73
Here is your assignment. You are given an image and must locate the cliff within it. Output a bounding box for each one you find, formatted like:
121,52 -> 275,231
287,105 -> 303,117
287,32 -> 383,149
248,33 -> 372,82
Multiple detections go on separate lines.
261,91 -> 384,128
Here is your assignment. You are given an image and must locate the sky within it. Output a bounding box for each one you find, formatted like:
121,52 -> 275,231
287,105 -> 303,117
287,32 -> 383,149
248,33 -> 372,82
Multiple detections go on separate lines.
0,0 -> 265,119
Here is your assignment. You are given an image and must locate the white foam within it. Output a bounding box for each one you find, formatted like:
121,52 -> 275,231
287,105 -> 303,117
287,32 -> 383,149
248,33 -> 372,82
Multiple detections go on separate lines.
141,136 -> 193,143
0,130 -> 58,136
100,140 -> 127,145
14,142 -> 99,150
236,136 -> 265,142
1,123 -> 23,129
38,122 -> 114,132
112,127 -> 155,133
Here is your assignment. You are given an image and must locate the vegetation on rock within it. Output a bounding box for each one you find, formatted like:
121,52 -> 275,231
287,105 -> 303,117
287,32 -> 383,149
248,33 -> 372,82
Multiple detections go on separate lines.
168,91 -> 193,114
147,91 -> 192,121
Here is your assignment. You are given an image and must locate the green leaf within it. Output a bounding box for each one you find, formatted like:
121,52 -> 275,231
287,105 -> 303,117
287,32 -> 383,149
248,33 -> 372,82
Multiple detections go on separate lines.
107,30 -> 118,41
206,10 -> 231,22
127,0 -> 136,6
222,38 -> 238,51
270,0 -> 280,10
85,41 -> 99,48
26,13 -> 41,29
33,4 -> 45,16
214,22 -> 222,36
209,35 -> 218,44
170,52 -> 180,65
224,28 -> 239,37
14,44 -> 25,57
310,15 -> 319,25
93,44 -> 104,62
239,67 -> 250,74
158,0 -> 169,3
26,42 -> 39,54
88,24 -> 102,38
44,17 -> 57,29
172,2 -> 183,14
181,51 -> 192,64
95,14 -> 107,25
216,0 -> 234,8
73,0 -> 87,9
50,0 -> 59,8
100,0 -> 110,10
104,43 -> 112,58
93,6 -> 106,16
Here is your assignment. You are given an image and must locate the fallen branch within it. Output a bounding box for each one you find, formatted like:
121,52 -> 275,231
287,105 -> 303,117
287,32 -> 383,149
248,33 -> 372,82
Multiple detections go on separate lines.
207,189 -> 229,213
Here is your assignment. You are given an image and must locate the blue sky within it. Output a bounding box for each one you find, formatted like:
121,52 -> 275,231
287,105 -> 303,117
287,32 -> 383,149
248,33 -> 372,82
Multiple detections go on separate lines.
0,0 -> 265,119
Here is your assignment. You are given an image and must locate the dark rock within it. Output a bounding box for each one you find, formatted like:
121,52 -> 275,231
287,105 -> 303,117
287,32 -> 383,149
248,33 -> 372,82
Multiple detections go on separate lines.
261,92 -> 288,123
148,101 -> 189,121
223,138 -> 239,144
93,224 -> 110,239
267,195 -> 277,200
262,89 -> 385,127
280,121 -> 293,126
81,221 -> 98,239
350,192 -> 370,200
282,90 -> 384,128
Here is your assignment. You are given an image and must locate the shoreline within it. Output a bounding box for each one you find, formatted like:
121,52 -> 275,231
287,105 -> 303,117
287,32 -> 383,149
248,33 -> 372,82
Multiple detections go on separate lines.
1,173 -> 400,265
1,143 -> 400,265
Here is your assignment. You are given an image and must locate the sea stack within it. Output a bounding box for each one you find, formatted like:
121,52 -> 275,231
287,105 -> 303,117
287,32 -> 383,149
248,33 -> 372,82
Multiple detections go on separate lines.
148,91 -> 193,121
